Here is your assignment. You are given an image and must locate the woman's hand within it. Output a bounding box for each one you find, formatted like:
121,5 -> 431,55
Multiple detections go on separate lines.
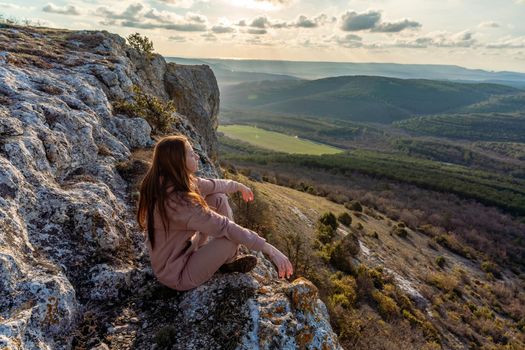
262,243 -> 294,279
238,183 -> 254,202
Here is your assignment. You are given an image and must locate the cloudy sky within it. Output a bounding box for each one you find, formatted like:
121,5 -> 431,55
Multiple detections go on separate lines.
1,0 -> 525,72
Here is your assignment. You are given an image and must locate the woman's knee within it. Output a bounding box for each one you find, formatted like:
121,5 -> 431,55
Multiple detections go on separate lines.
211,237 -> 239,256
205,192 -> 227,207
205,193 -> 233,219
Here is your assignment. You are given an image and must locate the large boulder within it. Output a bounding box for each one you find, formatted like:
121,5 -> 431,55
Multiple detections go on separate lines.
164,63 -> 220,161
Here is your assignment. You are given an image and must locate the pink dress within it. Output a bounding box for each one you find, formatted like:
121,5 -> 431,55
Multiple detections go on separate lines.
146,177 -> 266,290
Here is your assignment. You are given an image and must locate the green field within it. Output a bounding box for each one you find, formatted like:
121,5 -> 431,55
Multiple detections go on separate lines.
218,124 -> 343,155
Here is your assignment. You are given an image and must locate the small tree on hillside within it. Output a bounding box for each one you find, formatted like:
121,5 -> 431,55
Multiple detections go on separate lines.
337,212 -> 352,226
127,33 -> 155,59
345,200 -> 363,212
316,212 -> 339,244
317,223 -> 336,245
229,181 -> 273,238
282,231 -> 314,278
319,212 -> 338,231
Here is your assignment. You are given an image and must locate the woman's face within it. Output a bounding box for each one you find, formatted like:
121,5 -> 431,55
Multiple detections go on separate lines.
184,142 -> 199,173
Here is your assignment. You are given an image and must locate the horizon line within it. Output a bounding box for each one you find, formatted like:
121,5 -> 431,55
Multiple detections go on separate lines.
162,55 -> 525,75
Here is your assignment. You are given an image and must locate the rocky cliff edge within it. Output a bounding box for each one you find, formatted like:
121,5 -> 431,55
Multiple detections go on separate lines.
0,25 -> 342,350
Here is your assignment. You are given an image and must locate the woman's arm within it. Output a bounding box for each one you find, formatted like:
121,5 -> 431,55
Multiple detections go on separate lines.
195,177 -> 242,197
186,203 -> 266,251
186,203 -> 293,278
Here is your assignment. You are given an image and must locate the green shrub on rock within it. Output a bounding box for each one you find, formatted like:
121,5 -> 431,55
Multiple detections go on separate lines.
113,84 -> 176,134
317,223 -> 337,245
371,290 -> 400,321
393,227 -> 409,238
344,200 -> 363,212
329,233 -> 360,274
480,260 -> 502,279
435,256 -> 446,268
319,212 -> 338,231
316,212 -> 339,244
328,274 -> 357,309
337,212 -> 352,226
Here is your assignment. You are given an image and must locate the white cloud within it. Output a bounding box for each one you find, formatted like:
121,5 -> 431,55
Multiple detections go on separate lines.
372,19 -> 421,33
245,36 -> 274,45
250,16 -> 269,28
95,4 -> 143,21
340,10 -> 421,33
247,28 -> 267,34
42,3 -> 81,16
296,15 -> 316,28
478,21 -> 500,29
201,32 -> 217,41
186,12 -> 207,23
144,8 -> 175,23
94,3 -> 208,31
391,30 -> 477,48
0,2 -> 30,9
332,30 -> 478,49
332,34 -> 363,48
155,0 -> 209,9
229,0 -> 295,10
236,13 -> 333,30
122,21 -> 206,31
486,36 -> 525,49
211,25 -> 235,33
294,38 -> 330,49
340,10 -> 381,31
255,0 -> 292,3
295,14 -> 334,28
169,35 -> 186,42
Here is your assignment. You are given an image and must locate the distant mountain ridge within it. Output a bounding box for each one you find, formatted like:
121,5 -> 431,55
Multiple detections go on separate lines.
165,57 -> 300,87
165,57 -> 525,89
220,75 -> 525,123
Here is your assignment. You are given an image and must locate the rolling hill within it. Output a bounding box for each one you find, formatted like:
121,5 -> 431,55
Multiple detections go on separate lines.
394,112 -> 525,142
222,170 -> 525,350
220,76 -> 524,123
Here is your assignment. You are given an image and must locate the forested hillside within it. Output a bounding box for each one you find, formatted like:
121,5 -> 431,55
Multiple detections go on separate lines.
221,76 -> 524,123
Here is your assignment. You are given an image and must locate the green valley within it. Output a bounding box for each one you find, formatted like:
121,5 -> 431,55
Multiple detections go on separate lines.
218,124 -> 344,155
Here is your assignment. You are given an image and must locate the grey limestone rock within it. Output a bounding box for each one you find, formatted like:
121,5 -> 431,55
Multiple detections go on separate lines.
0,25 -> 341,350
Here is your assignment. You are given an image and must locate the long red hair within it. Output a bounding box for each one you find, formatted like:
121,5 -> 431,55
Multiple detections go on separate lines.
136,134 -> 209,249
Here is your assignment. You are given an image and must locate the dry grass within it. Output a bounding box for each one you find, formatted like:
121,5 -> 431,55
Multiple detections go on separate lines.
228,172 -> 525,349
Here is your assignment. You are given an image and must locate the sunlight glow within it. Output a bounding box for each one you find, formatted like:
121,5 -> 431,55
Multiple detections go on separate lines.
229,0 -> 282,11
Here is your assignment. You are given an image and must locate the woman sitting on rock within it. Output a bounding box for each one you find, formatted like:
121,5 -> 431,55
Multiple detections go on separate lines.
137,134 -> 293,291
